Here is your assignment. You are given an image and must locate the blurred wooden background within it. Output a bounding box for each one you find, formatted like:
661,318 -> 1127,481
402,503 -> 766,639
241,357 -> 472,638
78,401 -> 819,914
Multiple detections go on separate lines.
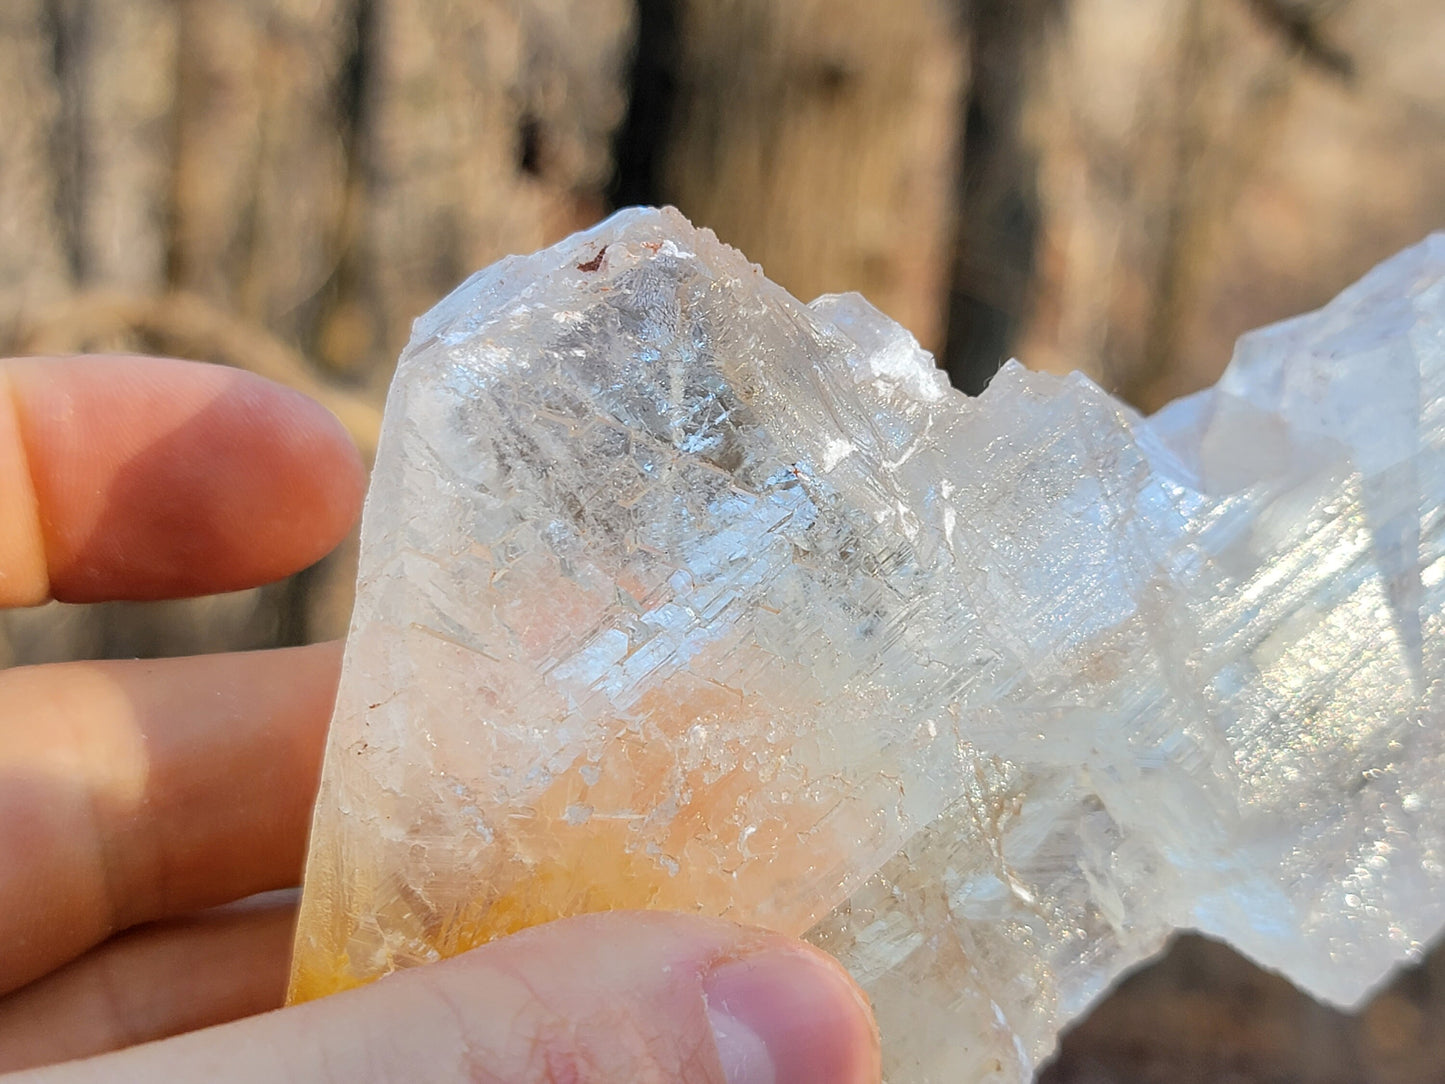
2,0 -> 1443,1079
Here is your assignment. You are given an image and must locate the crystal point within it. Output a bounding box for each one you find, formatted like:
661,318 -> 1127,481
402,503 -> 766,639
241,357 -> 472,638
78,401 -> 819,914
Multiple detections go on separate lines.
291,209 -> 1445,1082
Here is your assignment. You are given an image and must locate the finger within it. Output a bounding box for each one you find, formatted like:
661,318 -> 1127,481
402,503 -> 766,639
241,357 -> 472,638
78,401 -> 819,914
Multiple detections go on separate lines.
0,893 -> 295,1073
0,355 -> 366,606
21,912 -> 881,1084
0,643 -> 337,995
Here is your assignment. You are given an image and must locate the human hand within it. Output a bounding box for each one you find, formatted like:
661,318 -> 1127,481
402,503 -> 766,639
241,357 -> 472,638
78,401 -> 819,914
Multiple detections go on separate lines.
0,355 -> 880,1083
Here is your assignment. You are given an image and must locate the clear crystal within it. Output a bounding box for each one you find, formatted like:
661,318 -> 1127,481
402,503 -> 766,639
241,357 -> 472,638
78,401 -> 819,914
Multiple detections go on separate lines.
290,208 -> 1445,1082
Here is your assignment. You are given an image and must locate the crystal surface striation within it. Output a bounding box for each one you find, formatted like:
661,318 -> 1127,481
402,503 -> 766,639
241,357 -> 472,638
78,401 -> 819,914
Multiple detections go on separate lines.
290,208 -> 1445,1082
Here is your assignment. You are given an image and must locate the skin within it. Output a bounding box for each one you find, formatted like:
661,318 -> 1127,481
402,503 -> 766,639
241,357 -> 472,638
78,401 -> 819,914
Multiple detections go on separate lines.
0,355 -> 880,1083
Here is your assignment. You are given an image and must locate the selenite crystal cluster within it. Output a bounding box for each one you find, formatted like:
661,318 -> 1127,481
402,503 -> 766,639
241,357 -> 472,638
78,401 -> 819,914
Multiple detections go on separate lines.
289,207 -> 1445,1082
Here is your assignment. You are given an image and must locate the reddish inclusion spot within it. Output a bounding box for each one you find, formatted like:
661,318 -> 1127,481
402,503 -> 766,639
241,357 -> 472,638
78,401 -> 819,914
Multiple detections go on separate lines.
576,245 -> 608,273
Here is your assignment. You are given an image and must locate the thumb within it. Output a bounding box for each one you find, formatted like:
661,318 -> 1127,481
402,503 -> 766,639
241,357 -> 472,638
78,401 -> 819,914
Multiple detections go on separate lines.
21,912 -> 880,1084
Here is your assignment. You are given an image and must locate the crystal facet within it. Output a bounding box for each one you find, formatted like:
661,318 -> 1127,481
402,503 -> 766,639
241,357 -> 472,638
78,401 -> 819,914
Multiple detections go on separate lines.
290,208 -> 1445,1082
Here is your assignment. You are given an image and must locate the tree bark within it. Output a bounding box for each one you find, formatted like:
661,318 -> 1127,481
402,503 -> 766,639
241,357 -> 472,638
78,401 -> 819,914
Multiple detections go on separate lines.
657,0 -> 967,354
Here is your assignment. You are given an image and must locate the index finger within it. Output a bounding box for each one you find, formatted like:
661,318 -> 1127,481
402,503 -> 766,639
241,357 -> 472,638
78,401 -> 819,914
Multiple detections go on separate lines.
0,355 -> 367,606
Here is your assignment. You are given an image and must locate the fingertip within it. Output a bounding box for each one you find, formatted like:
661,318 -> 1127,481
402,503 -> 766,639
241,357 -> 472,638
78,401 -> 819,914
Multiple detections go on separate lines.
420,912 -> 882,1084
703,940 -> 881,1084
4,355 -> 368,602
215,372 -> 368,583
